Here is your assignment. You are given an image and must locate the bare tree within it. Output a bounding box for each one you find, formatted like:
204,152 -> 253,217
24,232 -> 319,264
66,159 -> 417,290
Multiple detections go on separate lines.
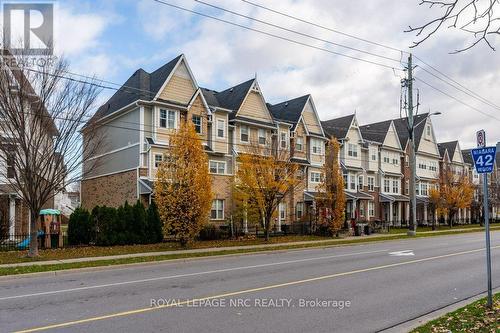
406,0 -> 500,52
0,49 -> 103,256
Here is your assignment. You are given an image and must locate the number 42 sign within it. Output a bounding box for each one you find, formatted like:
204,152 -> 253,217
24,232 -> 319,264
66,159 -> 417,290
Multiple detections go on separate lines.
472,146 -> 497,174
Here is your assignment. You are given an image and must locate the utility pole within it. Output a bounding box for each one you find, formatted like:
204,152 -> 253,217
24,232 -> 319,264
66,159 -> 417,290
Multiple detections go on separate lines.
406,54 -> 417,236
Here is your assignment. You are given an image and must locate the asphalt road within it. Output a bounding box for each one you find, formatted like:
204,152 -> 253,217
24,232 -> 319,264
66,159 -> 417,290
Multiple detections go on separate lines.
0,231 -> 499,333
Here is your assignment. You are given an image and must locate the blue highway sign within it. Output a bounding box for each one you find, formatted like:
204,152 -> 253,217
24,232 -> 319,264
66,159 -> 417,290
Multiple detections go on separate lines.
472,146 -> 497,174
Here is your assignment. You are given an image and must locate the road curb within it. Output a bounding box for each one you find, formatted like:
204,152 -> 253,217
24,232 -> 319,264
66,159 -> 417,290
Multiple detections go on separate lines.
379,286 -> 500,332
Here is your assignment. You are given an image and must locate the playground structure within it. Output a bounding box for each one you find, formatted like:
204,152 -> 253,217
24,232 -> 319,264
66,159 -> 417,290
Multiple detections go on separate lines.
39,209 -> 63,249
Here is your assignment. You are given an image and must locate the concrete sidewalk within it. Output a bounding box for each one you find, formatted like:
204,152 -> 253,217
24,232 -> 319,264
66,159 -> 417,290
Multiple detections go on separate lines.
0,227 -> 495,269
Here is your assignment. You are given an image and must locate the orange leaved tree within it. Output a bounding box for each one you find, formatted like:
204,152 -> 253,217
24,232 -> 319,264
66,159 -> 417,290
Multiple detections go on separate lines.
316,138 -> 346,237
154,122 -> 212,246
235,145 -> 299,241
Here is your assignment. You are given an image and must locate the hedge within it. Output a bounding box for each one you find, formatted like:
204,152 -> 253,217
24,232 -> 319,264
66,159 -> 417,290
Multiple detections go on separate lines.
68,201 -> 164,246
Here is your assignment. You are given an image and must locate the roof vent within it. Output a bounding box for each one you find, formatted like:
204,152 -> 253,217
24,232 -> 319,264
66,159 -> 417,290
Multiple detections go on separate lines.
229,88 -> 234,92
285,102 -> 288,107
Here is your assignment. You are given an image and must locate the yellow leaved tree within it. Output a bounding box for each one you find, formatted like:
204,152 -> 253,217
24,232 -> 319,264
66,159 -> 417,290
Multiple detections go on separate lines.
429,168 -> 474,227
235,145 -> 299,241
316,138 -> 346,236
154,122 -> 212,246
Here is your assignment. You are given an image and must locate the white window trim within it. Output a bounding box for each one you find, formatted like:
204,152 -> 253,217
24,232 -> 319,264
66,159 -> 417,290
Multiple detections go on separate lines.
258,128 -> 267,146
280,131 -> 288,149
311,138 -> 323,155
154,153 -> 163,169
240,125 -> 249,143
211,199 -> 225,220
367,176 -> 375,191
217,119 -> 225,139
295,136 -> 303,151
310,171 -> 321,183
209,160 -> 226,175
192,114 -> 202,134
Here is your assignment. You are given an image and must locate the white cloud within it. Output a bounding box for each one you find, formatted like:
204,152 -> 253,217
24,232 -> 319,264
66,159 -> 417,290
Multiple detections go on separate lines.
134,0 -> 500,147
53,5 -> 108,56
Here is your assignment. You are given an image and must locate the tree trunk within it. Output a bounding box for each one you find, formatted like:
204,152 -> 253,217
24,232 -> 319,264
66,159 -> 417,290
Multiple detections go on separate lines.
264,228 -> 270,242
28,211 -> 39,257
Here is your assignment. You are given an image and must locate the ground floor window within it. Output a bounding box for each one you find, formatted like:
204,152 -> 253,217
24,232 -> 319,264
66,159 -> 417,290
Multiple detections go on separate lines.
211,199 -> 224,220
368,201 -> 375,217
296,202 -> 304,220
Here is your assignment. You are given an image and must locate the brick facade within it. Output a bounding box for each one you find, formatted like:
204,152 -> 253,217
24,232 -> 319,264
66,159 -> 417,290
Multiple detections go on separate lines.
81,169 -> 138,210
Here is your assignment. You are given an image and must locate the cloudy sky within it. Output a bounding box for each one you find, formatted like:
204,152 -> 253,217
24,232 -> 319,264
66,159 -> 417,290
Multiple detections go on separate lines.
30,0 -> 500,148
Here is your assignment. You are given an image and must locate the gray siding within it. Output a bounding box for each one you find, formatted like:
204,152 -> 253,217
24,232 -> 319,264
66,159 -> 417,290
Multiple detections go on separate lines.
85,145 -> 139,178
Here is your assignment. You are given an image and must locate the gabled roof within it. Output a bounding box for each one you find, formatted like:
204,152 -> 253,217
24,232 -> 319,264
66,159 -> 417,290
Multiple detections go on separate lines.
438,141 -> 458,160
268,95 -> 310,128
90,54 -> 183,123
321,114 -> 355,140
392,113 -> 429,149
359,119 -> 393,144
202,78 -> 254,113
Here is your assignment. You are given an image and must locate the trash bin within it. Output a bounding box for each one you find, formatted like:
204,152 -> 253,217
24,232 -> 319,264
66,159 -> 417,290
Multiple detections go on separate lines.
364,225 -> 371,235
354,225 -> 362,236
51,233 -> 59,248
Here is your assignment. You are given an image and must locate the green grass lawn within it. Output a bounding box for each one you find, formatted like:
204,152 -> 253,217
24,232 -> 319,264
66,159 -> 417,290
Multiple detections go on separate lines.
411,293 -> 499,333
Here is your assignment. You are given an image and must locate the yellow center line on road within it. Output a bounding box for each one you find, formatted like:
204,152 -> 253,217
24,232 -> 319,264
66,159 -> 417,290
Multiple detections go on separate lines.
14,245 -> 500,333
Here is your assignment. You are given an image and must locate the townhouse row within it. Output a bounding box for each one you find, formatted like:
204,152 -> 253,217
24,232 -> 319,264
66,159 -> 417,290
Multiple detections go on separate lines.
79,54 -> 498,231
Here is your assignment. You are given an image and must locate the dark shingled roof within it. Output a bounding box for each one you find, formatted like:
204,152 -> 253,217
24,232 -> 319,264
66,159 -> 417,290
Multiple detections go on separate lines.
268,95 -> 309,129
321,114 -> 355,140
90,55 -> 183,123
392,113 -> 429,149
359,119 -> 393,144
200,79 -> 256,120
438,141 -> 458,160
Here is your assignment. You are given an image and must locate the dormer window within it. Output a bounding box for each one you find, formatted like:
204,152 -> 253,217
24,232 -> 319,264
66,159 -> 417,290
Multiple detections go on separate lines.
312,138 -> 322,154
426,125 -> 431,137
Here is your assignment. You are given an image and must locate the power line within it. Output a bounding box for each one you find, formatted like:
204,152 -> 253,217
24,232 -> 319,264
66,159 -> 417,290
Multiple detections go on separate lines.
194,0 -> 405,65
150,0 -> 403,72
414,55 -> 500,111
414,77 -> 500,122
240,0 -> 404,54
240,0 -> 500,121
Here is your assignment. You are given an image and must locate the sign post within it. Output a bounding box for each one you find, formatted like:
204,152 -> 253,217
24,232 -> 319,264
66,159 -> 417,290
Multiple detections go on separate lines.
472,130 -> 496,308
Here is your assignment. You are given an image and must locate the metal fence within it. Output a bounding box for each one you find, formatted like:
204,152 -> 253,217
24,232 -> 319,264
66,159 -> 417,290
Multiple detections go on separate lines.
0,233 -> 66,252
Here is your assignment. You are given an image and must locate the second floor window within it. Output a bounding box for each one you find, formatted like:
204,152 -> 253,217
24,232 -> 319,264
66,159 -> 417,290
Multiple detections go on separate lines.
217,119 -> 225,138
358,175 -> 363,190
347,143 -> 357,157
371,148 -> 377,161
159,109 -> 175,129
367,177 -> 375,191
154,154 -> 163,168
295,136 -> 303,151
350,175 -> 356,190
240,125 -> 249,142
384,179 -> 390,193
312,138 -> 322,154
258,129 -> 266,145
209,161 -> 225,174
280,132 -> 288,149
6,153 -> 15,178
392,180 -> 399,193
343,174 -> 348,189
310,171 -> 321,183
192,115 -> 202,134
